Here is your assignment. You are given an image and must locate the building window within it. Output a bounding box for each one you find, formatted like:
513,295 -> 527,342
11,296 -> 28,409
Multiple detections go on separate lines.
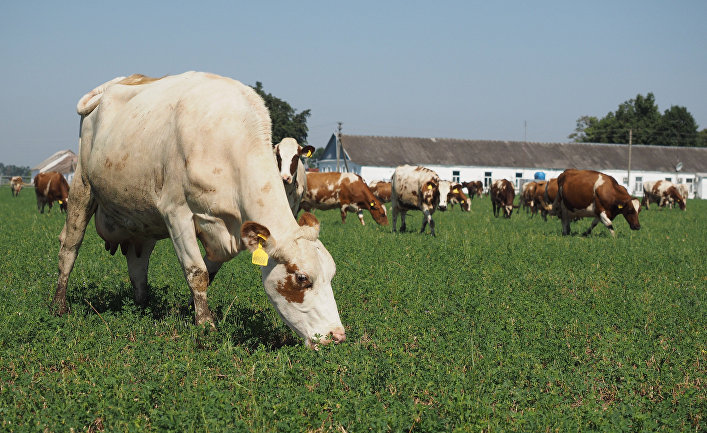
635,176 -> 643,193
515,172 -> 522,189
484,172 -> 492,188
686,178 -> 693,193
665,177 -> 672,181
452,170 -> 460,183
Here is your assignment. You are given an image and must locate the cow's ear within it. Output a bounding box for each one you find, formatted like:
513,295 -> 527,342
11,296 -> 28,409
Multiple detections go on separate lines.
298,212 -> 320,240
240,222 -> 274,253
299,145 -> 315,158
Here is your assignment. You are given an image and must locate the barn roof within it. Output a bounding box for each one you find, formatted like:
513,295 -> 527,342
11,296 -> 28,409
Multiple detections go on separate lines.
32,150 -> 77,175
322,134 -> 707,173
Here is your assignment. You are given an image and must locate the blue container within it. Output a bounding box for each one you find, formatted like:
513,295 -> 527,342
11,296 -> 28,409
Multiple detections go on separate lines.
534,172 -> 546,180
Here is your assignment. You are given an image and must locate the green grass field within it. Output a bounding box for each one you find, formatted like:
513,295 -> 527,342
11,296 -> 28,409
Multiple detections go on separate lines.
0,186 -> 705,432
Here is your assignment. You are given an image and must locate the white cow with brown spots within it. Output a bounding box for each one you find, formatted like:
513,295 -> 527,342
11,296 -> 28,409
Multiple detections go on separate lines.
10,176 -> 23,197
273,137 -> 314,216
52,72 -> 345,349
391,165 -> 440,236
439,180 -> 470,212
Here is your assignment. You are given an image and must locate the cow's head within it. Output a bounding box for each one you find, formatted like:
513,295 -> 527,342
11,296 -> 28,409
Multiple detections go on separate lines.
274,138 -> 315,184
241,213 -> 345,349
437,181 -> 452,211
449,183 -> 470,211
422,179 -> 440,208
668,187 -> 686,211
363,194 -> 389,225
617,198 -> 641,230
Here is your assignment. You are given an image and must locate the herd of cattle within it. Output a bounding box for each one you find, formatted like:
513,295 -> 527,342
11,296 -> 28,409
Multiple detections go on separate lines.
5,72 -> 691,349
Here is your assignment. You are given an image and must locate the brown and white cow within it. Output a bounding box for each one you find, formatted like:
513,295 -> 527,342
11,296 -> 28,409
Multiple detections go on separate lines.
530,180 -> 552,220
10,176 -> 23,197
33,172 -> 69,213
274,138 -> 314,216
462,180 -> 483,200
391,165 -> 440,236
368,180 -> 392,203
677,183 -> 689,201
439,180 -> 470,211
53,72 -> 345,349
542,178 -> 559,220
490,179 -> 516,218
642,180 -> 686,210
554,169 -> 641,236
520,181 -> 538,214
300,172 -> 388,226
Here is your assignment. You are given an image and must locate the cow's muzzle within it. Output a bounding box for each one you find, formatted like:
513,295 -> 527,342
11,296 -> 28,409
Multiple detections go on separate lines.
307,327 -> 346,350
282,174 -> 293,184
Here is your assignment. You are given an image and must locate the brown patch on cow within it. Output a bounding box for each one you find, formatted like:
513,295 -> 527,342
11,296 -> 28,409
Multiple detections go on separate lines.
261,182 -> 272,193
213,167 -> 222,175
289,156 -> 298,177
256,198 -> 265,207
411,190 -> 418,196
104,158 -> 113,168
275,263 -> 310,303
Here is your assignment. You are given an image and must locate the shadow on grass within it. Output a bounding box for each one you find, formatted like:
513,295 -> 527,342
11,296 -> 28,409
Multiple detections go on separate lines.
71,282 -> 297,350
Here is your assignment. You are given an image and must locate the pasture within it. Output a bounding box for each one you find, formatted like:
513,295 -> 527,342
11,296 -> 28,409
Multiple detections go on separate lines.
0,187 -> 704,432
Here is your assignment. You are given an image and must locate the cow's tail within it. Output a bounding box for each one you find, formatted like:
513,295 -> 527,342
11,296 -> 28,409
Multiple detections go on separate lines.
76,76 -> 127,115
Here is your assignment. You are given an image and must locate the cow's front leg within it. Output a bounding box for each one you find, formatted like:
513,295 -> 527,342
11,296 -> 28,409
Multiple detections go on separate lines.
165,210 -> 214,328
582,217 -> 602,237
126,239 -> 157,306
399,210 -> 407,232
357,210 -> 365,225
597,211 -> 616,237
422,209 -> 435,236
339,207 -> 347,223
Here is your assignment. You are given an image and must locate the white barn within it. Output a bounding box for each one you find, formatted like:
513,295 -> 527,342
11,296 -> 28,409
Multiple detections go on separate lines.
317,134 -> 707,199
31,150 -> 77,185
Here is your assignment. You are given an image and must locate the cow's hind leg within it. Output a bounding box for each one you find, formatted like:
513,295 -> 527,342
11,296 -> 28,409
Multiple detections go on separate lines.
52,172 -> 96,315
126,240 -> 157,306
399,210 -> 407,232
165,210 -> 214,328
582,217 -> 602,237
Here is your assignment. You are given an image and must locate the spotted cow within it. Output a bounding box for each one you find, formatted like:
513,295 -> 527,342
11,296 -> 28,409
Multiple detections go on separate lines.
642,180 -> 686,210
300,172 -> 388,226
10,176 -> 23,197
554,169 -> 641,236
33,172 -> 69,213
368,180 -> 392,203
439,180 -> 470,211
462,180 -> 483,200
391,165 -> 440,236
490,179 -> 516,218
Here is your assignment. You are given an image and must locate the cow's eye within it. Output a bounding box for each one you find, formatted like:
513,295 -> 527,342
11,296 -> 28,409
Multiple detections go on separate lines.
295,273 -> 312,287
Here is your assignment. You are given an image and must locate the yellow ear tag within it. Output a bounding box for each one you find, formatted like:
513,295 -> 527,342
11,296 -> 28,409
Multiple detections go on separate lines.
306,150 -> 312,157
618,204 -> 624,209
370,202 -> 375,207
453,189 -> 459,193
58,200 -> 63,204
427,185 -> 433,190
251,234 -> 269,266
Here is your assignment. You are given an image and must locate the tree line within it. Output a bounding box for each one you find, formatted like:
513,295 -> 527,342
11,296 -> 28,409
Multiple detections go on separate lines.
569,93 -> 706,147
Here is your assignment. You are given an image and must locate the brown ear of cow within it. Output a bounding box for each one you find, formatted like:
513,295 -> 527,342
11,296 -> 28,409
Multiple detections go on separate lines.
240,222 -> 272,253
299,145 -> 316,158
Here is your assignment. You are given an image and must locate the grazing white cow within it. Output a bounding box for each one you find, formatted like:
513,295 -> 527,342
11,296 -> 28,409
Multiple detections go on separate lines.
52,72 -> 345,348
391,165 -> 440,236
274,138 -> 314,216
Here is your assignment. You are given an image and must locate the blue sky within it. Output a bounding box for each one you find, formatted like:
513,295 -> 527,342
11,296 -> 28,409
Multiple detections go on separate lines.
2,1 -> 705,167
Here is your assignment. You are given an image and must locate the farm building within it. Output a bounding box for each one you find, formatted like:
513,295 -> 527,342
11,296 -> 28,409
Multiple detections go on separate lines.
31,150 -> 77,184
317,134 -> 707,199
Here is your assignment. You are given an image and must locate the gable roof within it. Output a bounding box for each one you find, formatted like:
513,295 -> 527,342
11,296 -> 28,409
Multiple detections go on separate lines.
322,134 -> 707,173
32,150 -> 78,174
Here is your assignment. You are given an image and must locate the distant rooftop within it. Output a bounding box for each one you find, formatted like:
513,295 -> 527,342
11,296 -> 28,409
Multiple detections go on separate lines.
321,134 -> 707,173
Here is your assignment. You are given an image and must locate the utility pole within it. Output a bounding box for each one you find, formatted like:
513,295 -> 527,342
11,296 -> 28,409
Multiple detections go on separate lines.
524,121 -> 527,144
336,122 -> 341,172
627,128 -> 632,193
336,122 -> 349,172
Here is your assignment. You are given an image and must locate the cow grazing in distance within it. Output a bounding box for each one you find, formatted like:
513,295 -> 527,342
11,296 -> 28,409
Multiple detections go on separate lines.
300,172 -> 388,226
462,180 -> 483,200
33,172 -> 69,213
490,179 -> 516,218
554,169 -> 641,236
542,178 -> 559,221
520,181 -> 538,215
391,165 -> 440,236
10,176 -> 23,197
53,72 -> 345,349
273,138 -> 314,216
677,183 -> 689,201
642,180 -> 686,211
368,180 -> 392,203
439,180 -> 470,211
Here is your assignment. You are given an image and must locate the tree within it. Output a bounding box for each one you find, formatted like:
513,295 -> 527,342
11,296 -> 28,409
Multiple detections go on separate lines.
0,163 -> 31,177
570,93 -> 703,146
251,82 -> 311,145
